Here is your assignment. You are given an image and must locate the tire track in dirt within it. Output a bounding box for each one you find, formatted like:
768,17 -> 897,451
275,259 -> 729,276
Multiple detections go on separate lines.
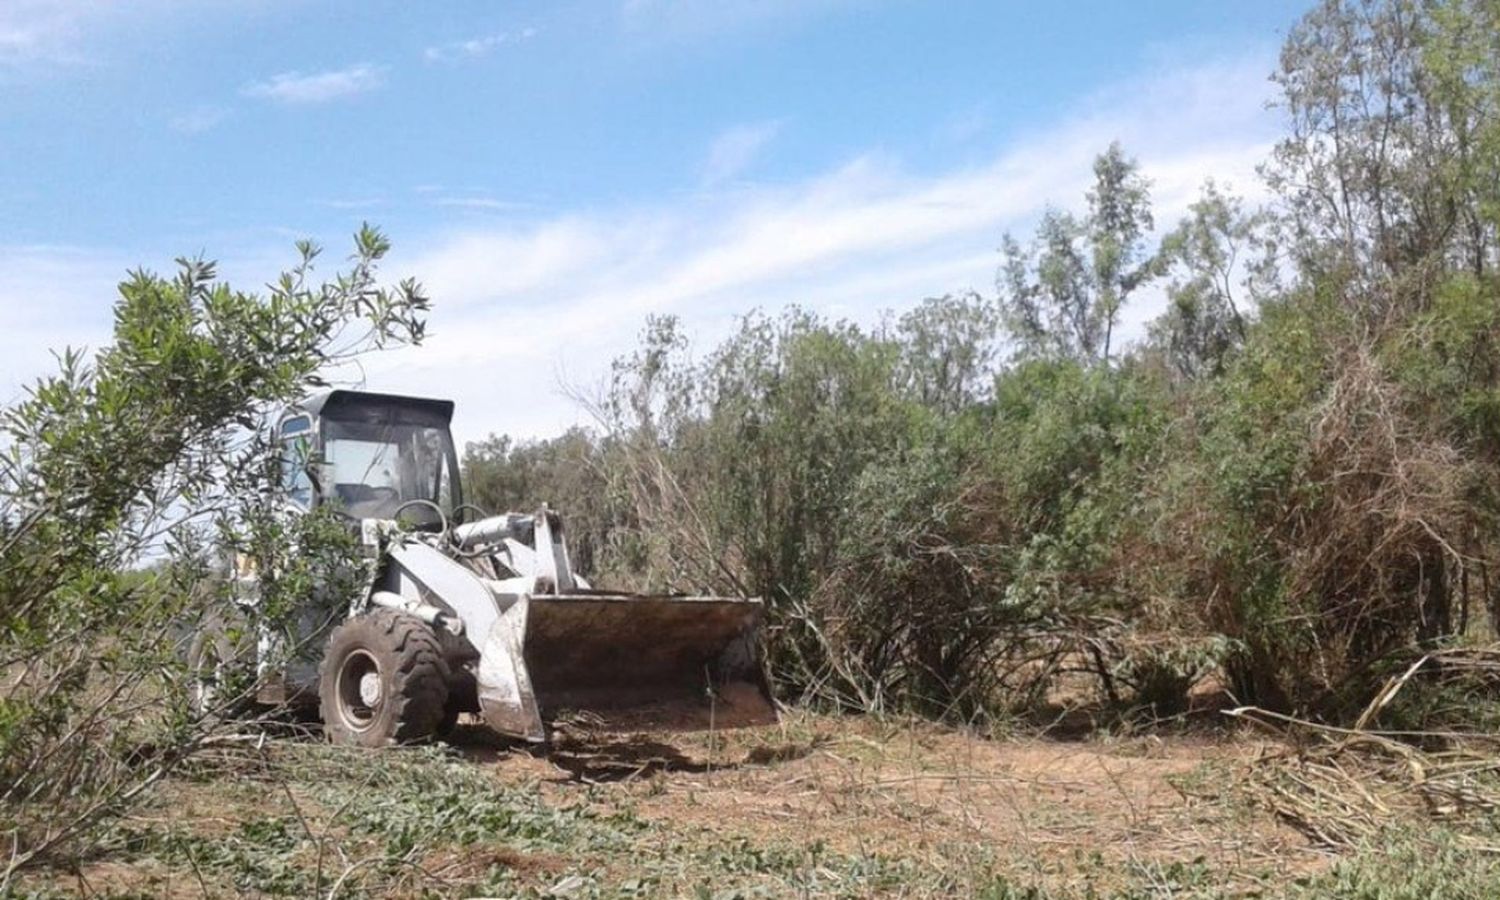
464,712 -> 1326,892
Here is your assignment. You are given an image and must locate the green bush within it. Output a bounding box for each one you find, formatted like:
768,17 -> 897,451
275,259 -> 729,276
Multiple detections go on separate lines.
0,228 -> 427,876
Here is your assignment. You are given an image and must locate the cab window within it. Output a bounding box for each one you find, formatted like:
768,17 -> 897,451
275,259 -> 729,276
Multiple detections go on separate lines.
278,416 -> 314,508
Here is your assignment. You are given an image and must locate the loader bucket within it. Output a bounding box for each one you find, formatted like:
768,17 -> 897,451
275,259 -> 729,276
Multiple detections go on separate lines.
477,592 -> 776,740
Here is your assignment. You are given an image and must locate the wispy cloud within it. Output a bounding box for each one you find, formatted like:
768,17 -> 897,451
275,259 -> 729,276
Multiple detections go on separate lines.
0,1 -> 91,68
0,50 -> 1283,443
701,121 -> 782,187
243,64 -> 385,105
936,103 -> 991,146
433,195 -> 533,213
168,105 -> 228,135
325,197 -> 386,211
424,27 -> 537,63
617,0 -> 847,43
1,1 -> 188,73
352,51 -> 1281,440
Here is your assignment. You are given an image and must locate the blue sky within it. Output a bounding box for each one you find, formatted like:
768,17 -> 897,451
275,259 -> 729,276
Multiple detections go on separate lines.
1,0 -> 1312,442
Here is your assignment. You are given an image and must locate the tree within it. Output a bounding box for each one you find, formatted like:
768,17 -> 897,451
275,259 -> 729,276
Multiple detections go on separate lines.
1149,181 -> 1270,378
998,142 -> 1157,364
1425,0 -> 1500,277
890,291 -> 1003,414
1265,0 -> 1500,297
0,227 -> 427,874
462,427 -> 618,577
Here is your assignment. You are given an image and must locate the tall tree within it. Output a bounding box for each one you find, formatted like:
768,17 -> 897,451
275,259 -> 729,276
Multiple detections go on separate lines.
997,142 -> 1157,364
1149,180 -> 1270,378
891,291 -> 1003,414
1425,0 -> 1500,277
1265,0 -> 1500,298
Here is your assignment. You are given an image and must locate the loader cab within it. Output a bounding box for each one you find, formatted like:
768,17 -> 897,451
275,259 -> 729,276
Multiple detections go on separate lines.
277,390 -> 462,525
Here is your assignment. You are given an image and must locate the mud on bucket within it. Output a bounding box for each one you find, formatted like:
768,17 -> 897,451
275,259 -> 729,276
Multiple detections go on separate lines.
477,592 -> 777,741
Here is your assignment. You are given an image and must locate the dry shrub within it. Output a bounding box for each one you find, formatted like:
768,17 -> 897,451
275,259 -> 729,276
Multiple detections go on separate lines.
1148,330 -> 1499,715
1235,646 -> 1500,851
1273,345 -> 1480,701
795,476 -> 1029,719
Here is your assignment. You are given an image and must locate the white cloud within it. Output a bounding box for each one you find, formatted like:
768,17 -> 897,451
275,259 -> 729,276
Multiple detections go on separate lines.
0,1 -> 193,72
243,64 -> 385,105
325,197 -> 385,211
168,105 -> 228,134
618,0 -> 846,43
0,0 -> 95,67
432,196 -> 533,213
0,50 -> 1283,446
353,51 -> 1281,442
936,103 -> 991,145
701,121 -> 782,186
424,28 -> 537,63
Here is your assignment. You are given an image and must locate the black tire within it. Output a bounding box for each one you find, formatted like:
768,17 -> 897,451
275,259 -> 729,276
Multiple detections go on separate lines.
318,609 -> 450,748
437,698 -> 462,737
436,668 -> 477,739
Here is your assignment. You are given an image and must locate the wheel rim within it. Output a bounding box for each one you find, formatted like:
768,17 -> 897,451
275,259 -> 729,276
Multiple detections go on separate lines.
334,649 -> 383,732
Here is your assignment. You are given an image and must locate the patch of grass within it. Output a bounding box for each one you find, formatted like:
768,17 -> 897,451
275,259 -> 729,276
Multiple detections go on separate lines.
17,740 -> 1025,898
16,724 -> 1500,899
1288,828 -> 1500,900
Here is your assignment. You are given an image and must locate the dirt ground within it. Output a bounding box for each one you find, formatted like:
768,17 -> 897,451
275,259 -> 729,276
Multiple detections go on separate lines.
458,712 -> 1325,893
30,712 -> 1350,898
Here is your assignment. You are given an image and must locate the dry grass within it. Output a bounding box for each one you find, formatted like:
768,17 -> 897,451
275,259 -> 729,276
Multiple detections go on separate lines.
1231,647 -> 1500,855
511,712 -> 1316,892
16,704 -> 1500,897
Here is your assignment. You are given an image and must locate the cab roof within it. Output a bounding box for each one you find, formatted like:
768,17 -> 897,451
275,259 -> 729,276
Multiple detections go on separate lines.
295,389 -> 455,428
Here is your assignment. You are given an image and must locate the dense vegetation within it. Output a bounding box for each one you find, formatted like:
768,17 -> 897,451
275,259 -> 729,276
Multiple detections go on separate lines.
464,0 -> 1500,725
3,0 -> 1499,890
0,230 -> 429,878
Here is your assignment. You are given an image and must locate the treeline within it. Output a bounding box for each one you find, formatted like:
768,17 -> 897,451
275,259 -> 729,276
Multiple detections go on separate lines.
463,0 -> 1500,723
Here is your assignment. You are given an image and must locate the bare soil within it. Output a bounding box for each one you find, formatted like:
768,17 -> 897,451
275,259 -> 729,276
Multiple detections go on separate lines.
34,713 -> 1337,897
460,712 -> 1325,892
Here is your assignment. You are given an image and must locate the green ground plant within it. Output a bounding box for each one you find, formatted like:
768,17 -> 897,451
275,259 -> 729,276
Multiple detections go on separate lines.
5,0 -> 1500,894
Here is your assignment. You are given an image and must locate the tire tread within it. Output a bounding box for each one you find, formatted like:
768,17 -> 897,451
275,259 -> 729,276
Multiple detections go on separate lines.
318,608 -> 449,747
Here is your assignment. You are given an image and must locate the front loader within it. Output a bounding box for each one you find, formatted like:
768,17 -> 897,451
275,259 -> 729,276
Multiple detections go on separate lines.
225,389 -> 775,747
